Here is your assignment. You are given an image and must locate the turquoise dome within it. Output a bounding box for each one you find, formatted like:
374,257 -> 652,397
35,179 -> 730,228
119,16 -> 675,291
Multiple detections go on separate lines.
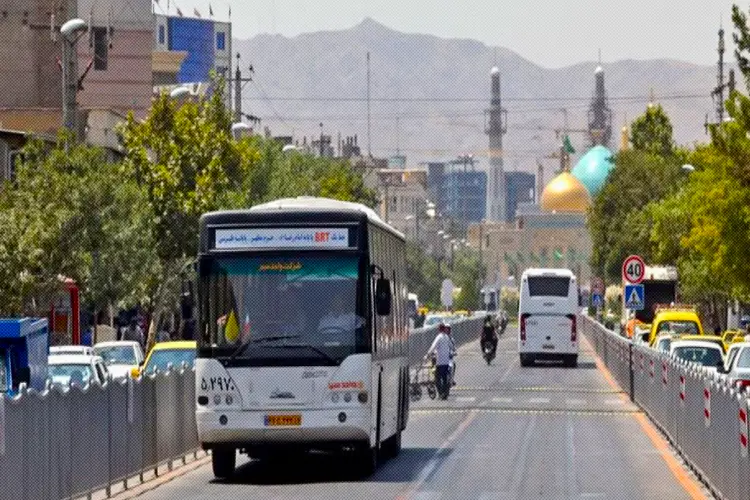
571,145 -> 614,196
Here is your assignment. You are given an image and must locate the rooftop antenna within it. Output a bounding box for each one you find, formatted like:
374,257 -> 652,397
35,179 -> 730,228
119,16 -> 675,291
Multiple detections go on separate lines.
366,51 -> 371,157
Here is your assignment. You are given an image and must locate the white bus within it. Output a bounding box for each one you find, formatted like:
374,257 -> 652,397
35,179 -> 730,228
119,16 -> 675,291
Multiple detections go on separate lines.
518,268 -> 579,368
194,197 -> 409,478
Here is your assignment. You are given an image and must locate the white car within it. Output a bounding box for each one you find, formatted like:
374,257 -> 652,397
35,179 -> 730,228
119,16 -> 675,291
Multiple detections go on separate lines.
721,342 -> 750,391
50,345 -> 94,356
48,354 -> 109,387
670,340 -> 725,373
653,334 -> 673,353
93,341 -> 144,379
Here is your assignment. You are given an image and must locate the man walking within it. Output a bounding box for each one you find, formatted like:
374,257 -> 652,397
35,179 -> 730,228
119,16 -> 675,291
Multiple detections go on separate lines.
425,322 -> 455,399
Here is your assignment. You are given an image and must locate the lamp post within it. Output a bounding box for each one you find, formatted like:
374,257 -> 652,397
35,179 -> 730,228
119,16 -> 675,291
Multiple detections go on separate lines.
169,86 -> 192,101
681,164 -> 695,173
60,18 -> 88,138
231,122 -> 251,140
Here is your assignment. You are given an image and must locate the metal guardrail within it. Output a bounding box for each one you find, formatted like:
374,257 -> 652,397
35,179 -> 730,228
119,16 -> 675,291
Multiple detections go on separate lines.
582,315 -> 750,500
0,317 -> 485,500
0,366 -> 199,500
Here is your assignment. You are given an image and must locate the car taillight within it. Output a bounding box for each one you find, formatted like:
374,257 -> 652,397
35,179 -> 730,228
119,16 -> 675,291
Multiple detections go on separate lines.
520,314 -> 528,342
736,379 -> 750,391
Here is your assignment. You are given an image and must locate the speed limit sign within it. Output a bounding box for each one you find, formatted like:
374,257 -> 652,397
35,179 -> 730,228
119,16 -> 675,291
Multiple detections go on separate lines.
622,255 -> 646,284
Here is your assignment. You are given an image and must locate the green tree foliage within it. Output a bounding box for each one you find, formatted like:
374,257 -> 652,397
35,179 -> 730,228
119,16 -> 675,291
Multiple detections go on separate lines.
588,147 -> 686,283
629,104 -> 675,156
406,242 -> 442,308
0,135 -> 154,317
450,248 -> 484,311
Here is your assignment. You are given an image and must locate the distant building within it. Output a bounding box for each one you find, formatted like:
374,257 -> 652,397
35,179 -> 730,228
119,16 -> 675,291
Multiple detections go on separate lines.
425,158 -> 487,236
153,14 -> 232,86
505,172 -> 536,223
376,168 -> 430,241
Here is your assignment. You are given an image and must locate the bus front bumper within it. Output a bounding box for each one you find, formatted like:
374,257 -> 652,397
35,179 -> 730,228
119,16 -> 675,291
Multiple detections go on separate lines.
197,407 -> 371,446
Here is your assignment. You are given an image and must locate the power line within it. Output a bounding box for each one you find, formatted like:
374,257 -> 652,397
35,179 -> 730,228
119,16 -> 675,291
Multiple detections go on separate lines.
240,93 -> 708,103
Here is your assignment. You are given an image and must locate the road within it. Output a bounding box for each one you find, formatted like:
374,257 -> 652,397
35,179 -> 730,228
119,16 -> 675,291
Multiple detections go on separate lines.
132,329 -> 708,500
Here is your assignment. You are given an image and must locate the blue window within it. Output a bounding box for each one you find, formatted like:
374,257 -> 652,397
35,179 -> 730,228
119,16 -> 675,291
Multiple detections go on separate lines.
158,25 -> 165,44
216,32 -> 226,50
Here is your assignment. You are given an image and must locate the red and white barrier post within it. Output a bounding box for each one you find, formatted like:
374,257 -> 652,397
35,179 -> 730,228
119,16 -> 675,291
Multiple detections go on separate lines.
704,380 -> 711,428
740,398 -> 748,458
679,374 -> 686,407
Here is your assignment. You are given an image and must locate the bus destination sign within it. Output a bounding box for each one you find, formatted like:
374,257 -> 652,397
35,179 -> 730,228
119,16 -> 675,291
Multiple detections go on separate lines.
215,228 -> 349,249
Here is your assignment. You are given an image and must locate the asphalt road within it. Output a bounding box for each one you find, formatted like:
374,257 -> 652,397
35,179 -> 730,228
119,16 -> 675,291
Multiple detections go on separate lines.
133,329 -> 708,500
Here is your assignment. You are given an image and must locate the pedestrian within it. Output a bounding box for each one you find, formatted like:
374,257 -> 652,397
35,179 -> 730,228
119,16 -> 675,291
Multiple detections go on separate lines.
425,322 -> 454,399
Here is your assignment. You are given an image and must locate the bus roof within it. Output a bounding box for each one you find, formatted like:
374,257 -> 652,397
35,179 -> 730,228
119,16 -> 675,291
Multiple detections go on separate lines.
202,197 -> 404,239
521,268 -> 576,278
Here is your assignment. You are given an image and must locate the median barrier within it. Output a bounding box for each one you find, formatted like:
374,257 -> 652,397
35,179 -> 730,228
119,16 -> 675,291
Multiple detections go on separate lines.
581,315 -> 750,500
408,316 -> 484,365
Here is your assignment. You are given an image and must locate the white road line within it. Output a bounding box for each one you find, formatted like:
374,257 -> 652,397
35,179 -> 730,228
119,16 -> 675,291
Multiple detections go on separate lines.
528,397 -> 551,404
455,396 -> 476,403
604,399 -> 625,405
566,399 -> 587,405
492,397 -> 514,403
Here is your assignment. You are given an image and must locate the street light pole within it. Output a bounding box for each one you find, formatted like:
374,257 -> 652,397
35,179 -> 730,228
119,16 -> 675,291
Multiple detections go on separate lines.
60,19 -> 88,139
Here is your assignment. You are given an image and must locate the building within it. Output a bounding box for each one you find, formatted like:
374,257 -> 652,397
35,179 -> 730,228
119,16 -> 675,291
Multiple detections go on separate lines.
153,14 -> 232,86
505,171 -> 536,223
425,158 -> 487,236
376,168 -> 431,242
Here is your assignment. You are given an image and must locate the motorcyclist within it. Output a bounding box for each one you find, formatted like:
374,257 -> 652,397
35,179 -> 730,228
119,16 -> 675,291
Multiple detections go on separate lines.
480,315 -> 498,358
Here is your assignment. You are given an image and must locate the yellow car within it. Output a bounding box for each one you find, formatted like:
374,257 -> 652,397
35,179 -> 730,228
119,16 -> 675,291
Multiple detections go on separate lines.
648,307 -> 704,347
131,341 -> 197,377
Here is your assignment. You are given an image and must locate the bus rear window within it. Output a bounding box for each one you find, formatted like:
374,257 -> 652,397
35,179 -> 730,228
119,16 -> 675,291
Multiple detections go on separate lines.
527,277 -> 570,297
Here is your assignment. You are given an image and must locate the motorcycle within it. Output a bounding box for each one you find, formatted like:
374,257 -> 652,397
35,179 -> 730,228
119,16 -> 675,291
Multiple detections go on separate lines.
482,339 -> 496,365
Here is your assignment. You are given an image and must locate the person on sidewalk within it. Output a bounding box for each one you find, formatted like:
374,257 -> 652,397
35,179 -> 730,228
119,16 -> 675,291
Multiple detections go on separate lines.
425,322 -> 456,399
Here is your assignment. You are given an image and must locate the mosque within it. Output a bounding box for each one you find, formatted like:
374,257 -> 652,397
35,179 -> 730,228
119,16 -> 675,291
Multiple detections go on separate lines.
469,64 -> 627,289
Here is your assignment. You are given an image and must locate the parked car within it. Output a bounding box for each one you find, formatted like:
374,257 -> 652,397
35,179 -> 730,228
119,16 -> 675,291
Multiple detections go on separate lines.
132,341 -> 197,377
653,334 -> 673,353
48,354 -> 109,387
670,340 -> 725,373
93,341 -> 145,379
50,345 -> 94,356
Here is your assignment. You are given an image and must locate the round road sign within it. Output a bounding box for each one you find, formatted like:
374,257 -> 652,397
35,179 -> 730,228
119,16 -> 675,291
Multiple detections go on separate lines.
622,255 -> 646,284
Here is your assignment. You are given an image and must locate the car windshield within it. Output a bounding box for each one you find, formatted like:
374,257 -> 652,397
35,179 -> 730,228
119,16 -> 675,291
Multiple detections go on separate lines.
672,346 -> 723,366
49,364 -> 93,386
201,255 -> 365,360
144,349 -> 196,374
95,346 -> 137,366
657,321 -> 699,336
735,349 -> 750,369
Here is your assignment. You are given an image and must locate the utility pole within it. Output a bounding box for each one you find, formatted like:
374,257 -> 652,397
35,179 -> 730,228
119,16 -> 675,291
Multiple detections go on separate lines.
366,52 -> 372,157
234,53 -> 242,123
319,123 -> 324,157
715,26 -> 725,124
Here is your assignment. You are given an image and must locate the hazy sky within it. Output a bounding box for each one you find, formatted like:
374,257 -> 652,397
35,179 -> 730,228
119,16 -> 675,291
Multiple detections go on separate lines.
160,0 -> 742,67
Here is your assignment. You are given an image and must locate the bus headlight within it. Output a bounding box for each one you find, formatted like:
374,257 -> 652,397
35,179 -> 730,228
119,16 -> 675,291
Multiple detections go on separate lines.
358,391 -> 368,404
331,392 -> 340,403
343,392 -> 352,403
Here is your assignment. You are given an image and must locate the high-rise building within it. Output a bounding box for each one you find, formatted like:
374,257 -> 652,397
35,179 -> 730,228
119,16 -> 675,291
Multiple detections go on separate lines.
484,66 -> 507,222
426,157 -> 487,236
505,172 -> 536,223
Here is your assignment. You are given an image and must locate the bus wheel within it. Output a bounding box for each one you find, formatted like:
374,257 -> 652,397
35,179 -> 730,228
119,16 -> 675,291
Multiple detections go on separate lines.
211,448 -> 236,480
355,445 -> 378,477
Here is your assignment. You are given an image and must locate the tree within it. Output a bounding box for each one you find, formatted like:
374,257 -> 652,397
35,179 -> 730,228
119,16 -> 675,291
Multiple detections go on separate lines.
588,147 -> 686,284
629,104 -> 675,156
0,135 -> 155,322
406,242 -> 442,308
450,248 -> 483,311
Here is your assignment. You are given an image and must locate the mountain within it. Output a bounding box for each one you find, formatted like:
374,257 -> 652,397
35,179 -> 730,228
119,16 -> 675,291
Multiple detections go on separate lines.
235,18 -> 729,171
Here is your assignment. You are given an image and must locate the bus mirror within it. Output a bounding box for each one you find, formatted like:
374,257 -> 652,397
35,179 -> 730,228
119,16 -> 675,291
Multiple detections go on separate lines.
376,278 -> 392,316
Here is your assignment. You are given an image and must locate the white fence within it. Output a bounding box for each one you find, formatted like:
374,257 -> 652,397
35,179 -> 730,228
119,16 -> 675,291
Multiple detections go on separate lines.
582,315 -> 750,500
0,316 -> 485,500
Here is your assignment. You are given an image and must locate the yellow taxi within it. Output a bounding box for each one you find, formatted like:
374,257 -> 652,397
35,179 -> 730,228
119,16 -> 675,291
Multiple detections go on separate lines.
131,340 -> 197,377
648,305 -> 704,347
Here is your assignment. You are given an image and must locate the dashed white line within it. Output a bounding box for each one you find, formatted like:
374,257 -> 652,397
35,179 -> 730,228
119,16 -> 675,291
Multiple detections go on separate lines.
604,399 -> 625,405
492,397 -> 514,404
528,397 -> 551,404
455,396 -> 476,403
566,399 -> 587,405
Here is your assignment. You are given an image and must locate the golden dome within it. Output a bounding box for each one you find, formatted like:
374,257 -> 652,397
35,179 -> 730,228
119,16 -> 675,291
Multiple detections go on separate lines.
540,171 -> 592,213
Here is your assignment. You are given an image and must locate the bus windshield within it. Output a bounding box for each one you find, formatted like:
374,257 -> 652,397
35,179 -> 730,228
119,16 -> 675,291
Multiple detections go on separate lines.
201,255 -> 365,362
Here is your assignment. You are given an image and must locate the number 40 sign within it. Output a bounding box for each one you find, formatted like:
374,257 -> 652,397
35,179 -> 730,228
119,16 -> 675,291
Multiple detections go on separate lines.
622,255 -> 646,284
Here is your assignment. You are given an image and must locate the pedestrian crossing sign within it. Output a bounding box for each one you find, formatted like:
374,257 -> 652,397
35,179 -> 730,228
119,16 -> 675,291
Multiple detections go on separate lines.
625,284 -> 645,310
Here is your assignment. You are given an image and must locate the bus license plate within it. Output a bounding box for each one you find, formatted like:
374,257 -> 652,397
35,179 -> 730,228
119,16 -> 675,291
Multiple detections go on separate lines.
265,414 -> 302,426
542,344 -> 555,350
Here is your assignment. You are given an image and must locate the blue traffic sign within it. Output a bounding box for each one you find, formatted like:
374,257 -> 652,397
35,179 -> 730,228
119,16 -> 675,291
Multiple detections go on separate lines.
625,284 -> 645,310
592,293 -> 603,307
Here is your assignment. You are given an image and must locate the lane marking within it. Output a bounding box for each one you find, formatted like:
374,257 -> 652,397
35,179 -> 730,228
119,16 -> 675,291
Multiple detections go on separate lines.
583,334 -> 707,500
455,396 -> 476,403
411,408 -> 640,416
604,399 -> 625,405
452,386 -> 623,393
492,397 -> 514,403
566,399 -> 586,405
528,397 -> 551,404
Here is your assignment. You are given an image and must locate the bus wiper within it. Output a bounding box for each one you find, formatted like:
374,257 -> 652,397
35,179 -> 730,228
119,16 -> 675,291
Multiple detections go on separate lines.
227,334 -> 302,362
268,343 -> 338,364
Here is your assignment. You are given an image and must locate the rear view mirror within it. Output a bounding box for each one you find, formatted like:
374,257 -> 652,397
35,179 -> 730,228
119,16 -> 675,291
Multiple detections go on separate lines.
717,360 -> 726,373
375,278 -> 392,316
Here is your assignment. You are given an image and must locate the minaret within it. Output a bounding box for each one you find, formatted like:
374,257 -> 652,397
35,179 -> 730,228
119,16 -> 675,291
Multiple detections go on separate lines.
484,66 -> 507,223
587,60 -> 612,148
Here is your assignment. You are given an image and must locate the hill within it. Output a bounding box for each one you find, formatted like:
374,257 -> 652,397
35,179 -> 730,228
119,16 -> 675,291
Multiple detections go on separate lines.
235,18 -> 728,171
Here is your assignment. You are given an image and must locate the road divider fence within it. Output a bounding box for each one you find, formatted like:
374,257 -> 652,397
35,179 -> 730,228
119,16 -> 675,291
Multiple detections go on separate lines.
582,315 -> 749,500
